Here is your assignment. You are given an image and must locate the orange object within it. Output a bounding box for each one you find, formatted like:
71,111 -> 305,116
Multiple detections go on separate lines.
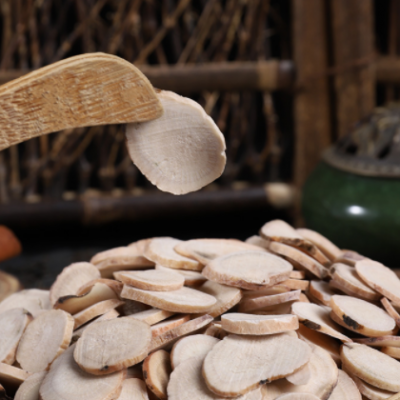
0,226 -> 22,262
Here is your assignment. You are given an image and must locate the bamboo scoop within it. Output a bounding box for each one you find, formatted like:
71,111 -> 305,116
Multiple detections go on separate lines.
0,53 -> 226,194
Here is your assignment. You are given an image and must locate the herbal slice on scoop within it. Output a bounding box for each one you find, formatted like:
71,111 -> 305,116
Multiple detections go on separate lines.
74,317 -> 151,375
341,343 -> 400,392
202,251 -> 292,290
126,90 -> 226,195
329,295 -> 397,337
202,333 -> 311,397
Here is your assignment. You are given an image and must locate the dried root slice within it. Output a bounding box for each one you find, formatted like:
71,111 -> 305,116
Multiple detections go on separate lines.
203,322 -> 228,340
174,239 -> 264,265
14,371 -> 46,400
121,285 -> 216,313
74,317 -> 151,375
203,251 -> 292,291
245,235 -> 270,249
0,271 -> 20,302
239,290 -> 301,313
126,90 -> 226,195
275,395 -> 320,400
155,265 -> 206,286
72,309 -> 119,340
347,371 -> 396,400
356,260 -> 400,306
330,295 -> 397,337
308,281 -> 336,306
297,324 -> 341,366
242,285 -> 291,299
292,302 -> 351,342
91,248 -> 154,279
54,282 -> 119,314
116,379 -> 149,400
221,313 -> 298,335
16,309 -> 74,373
77,279 -> 123,296
341,343 -> 400,392
260,220 -> 329,266
252,302 -> 297,316
354,336 -> 400,348
0,308 -> 31,365
114,270 -> 184,292
142,350 -> 171,399
336,251 -> 366,267
198,281 -> 242,317
0,289 -> 50,317
285,363 -> 310,386
381,346 -> 400,360
268,241 -> 328,279
296,228 -> 342,261
49,262 -> 100,305
168,357 -> 262,400
151,315 -> 190,337
203,333 -> 311,397
0,364 -> 30,389
381,298 -> 400,328
280,279 -> 309,291
150,315 -> 213,352
324,369 -> 361,400
331,263 -> 380,301
73,299 -> 124,329
39,345 -> 125,400
261,346 -> 338,400
130,308 -> 174,325
290,270 -> 306,279
145,238 -> 202,271
170,334 -> 219,369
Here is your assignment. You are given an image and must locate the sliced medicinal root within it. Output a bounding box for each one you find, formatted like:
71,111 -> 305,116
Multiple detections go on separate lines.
198,280 -> 242,317
261,346 -> 338,400
329,295 -> 397,337
170,334 -> 219,369
39,345 -> 125,400
275,394 -> 320,400
203,333 -> 311,397
330,263 -> 380,302
0,289 -> 50,317
280,279 -> 309,291
145,238 -> 202,271
16,309 -> 74,373
120,285 -> 216,313
202,250 -> 292,290
291,302 -> 351,342
0,363 -> 31,389
114,270 -> 184,292
260,220 -> 329,266
285,363 -> 310,386
221,313 -> 298,335
174,239 -> 264,265
341,343 -> 400,392
356,259 -> 400,305
125,90 -> 226,195
142,350 -> 171,400
308,281 -> 336,306
381,346 -> 400,360
296,228 -> 342,262
49,262 -> 100,305
238,290 -> 301,313
155,264 -> 206,286
335,250 -> 366,267
91,246 -> 154,278
151,315 -> 190,337
74,317 -> 151,375
0,308 -> 32,365
167,357 -> 262,400
54,282 -> 119,315
347,370 -> 396,400
150,315 -> 213,352
381,298 -> 400,328
268,241 -> 328,279
354,335 -> 400,348
72,309 -> 119,340
130,308 -> 174,325
14,371 -> 47,400
245,235 -> 270,249
116,379 -> 149,400
328,369 -> 361,400
73,299 -> 124,329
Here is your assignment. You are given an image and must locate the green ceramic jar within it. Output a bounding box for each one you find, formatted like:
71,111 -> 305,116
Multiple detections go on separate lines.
302,162 -> 400,267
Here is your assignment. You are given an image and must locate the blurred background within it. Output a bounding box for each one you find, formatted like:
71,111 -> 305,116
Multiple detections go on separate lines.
0,0 -> 399,286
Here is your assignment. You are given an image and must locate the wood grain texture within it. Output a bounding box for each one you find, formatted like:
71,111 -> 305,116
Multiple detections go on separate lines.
331,0 -> 375,138
292,0 -> 331,188
0,53 -> 163,151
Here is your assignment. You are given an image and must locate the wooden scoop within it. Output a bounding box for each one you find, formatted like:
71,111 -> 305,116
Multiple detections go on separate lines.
0,52 -> 163,151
